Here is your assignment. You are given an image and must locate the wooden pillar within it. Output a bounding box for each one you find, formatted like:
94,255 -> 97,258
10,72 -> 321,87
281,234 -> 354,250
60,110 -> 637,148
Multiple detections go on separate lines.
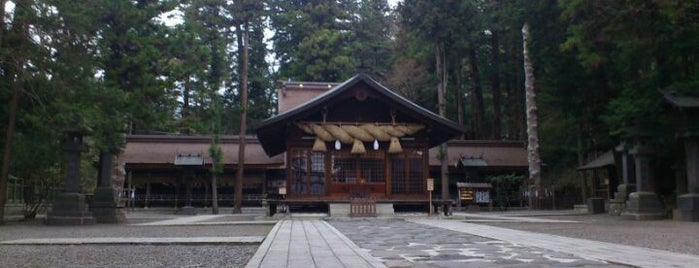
128,171 -> 133,211
144,183 -> 150,209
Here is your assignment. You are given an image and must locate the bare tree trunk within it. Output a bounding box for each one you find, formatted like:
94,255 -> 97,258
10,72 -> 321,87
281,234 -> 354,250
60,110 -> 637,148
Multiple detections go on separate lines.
436,40 -> 449,205
0,72 -> 20,224
0,0 -> 5,45
491,31 -> 502,139
577,125 -> 587,203
522,23 -> 542,209
0,0 -> 9,225
211,174 -> 219,214
504,34 -> 520,140
234,21 -> 249,214
454,57 -> 464,139
468,46 -> 484,139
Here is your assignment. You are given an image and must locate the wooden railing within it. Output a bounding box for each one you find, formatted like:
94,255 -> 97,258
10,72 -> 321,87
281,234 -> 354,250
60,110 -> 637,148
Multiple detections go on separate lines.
349,197 -> 376,217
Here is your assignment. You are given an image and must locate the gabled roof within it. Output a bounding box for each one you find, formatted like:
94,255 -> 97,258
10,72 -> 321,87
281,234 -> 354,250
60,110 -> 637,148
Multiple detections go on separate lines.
256,73 -> 465,156
577,151 -> 615,171
661,90 -> 699,109
431,140 -> 528,168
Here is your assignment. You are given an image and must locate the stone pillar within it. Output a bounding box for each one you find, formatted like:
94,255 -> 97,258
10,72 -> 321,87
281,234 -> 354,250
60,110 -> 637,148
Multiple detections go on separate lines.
609,142 -> 634,216
622,141 -> 665,220
662,90 -> 699,221
614,141 -> 636,200
91,144 -> 126,223
46,130 -> 96,225
678,138 -> 699,221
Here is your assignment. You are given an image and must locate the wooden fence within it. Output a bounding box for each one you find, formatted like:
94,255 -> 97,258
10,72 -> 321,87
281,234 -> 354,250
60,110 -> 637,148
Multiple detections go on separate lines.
349,197 -> 376,217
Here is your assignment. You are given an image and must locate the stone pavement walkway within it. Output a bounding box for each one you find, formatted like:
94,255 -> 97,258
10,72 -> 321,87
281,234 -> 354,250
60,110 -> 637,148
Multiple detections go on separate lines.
413,219 -> 699,268
332,218 -> 617,268
245,220 -> 387,268
248,216 -> 699,267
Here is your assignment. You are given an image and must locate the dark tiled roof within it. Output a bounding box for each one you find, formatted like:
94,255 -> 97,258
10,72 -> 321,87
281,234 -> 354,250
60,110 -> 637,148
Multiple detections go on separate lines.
577,151 -> 615,170
256,73 -> 465,156
456,182 -> 493,188
122,135 -> 527,169
122,135 -> 284,166
661,90 -> 699,108
430,140 -> 528,168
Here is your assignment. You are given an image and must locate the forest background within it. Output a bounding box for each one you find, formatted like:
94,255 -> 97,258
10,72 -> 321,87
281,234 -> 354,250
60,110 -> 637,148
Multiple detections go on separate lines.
1,0 -> 697,220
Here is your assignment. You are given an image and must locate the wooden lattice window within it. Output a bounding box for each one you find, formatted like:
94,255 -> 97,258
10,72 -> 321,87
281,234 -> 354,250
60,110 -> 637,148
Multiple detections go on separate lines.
360,151 -> 385,183
331,150 -> 385,184
332,152 -> 356,183
390,149 -> 426,194
289,149 -> 325,195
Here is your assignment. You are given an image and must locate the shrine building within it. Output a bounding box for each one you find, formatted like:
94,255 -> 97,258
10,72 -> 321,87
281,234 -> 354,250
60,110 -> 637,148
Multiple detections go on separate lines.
120,73 -> 528,216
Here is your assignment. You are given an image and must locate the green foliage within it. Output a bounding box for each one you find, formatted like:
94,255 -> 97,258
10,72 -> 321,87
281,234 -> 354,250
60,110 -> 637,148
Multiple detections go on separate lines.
269,0 -> 394,82
208,142 -> 224,175
488,174 -> 524,209
98,0 -> 179,134
2,0 -> 698,217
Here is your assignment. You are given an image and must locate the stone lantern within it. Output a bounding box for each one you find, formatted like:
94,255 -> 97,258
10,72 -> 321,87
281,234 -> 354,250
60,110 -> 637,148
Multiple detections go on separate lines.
46,126 -> 96,225
662,90 -> 699,221
620,126 -> 665,220
90,134 -> 126,223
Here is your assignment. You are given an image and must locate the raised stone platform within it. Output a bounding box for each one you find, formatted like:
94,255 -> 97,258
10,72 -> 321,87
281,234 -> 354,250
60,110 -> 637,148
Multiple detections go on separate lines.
677,193 -> 699,221
45,193 -> 95,225
622,192 -> 666,220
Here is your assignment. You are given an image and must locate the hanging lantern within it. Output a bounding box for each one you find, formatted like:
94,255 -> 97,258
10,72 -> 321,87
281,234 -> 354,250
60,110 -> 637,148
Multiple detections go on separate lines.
312,137 -> 327,152
373,139 -> 379,150
388,137 -> 403,154
335,140 -> 341,150
351,139 -> 366,154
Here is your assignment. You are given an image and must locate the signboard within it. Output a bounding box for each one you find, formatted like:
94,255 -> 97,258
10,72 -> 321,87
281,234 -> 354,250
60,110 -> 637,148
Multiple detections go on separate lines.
427,178 -> 434,191
460,189 -> 474,200
278,186 -> 287,195
475,190 -> 490,203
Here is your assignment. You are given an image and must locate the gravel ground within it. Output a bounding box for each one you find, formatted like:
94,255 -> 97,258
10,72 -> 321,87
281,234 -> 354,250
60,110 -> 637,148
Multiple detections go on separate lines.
462,212 -> 699,255
0,213 -> 274,268
0,222 -> 273,241
0,245 -> 258,268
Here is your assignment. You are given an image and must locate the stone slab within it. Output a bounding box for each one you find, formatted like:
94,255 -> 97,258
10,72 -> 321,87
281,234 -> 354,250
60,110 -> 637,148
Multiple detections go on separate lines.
376,203 -> 394,217
453,212 -> 579,223
132,214 -> 227,226
330,203 -> 349,217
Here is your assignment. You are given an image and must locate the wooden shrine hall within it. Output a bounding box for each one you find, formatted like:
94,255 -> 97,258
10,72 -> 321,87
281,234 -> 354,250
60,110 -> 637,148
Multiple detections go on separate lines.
120,73 -> 528,216
256,73 -> 464,216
